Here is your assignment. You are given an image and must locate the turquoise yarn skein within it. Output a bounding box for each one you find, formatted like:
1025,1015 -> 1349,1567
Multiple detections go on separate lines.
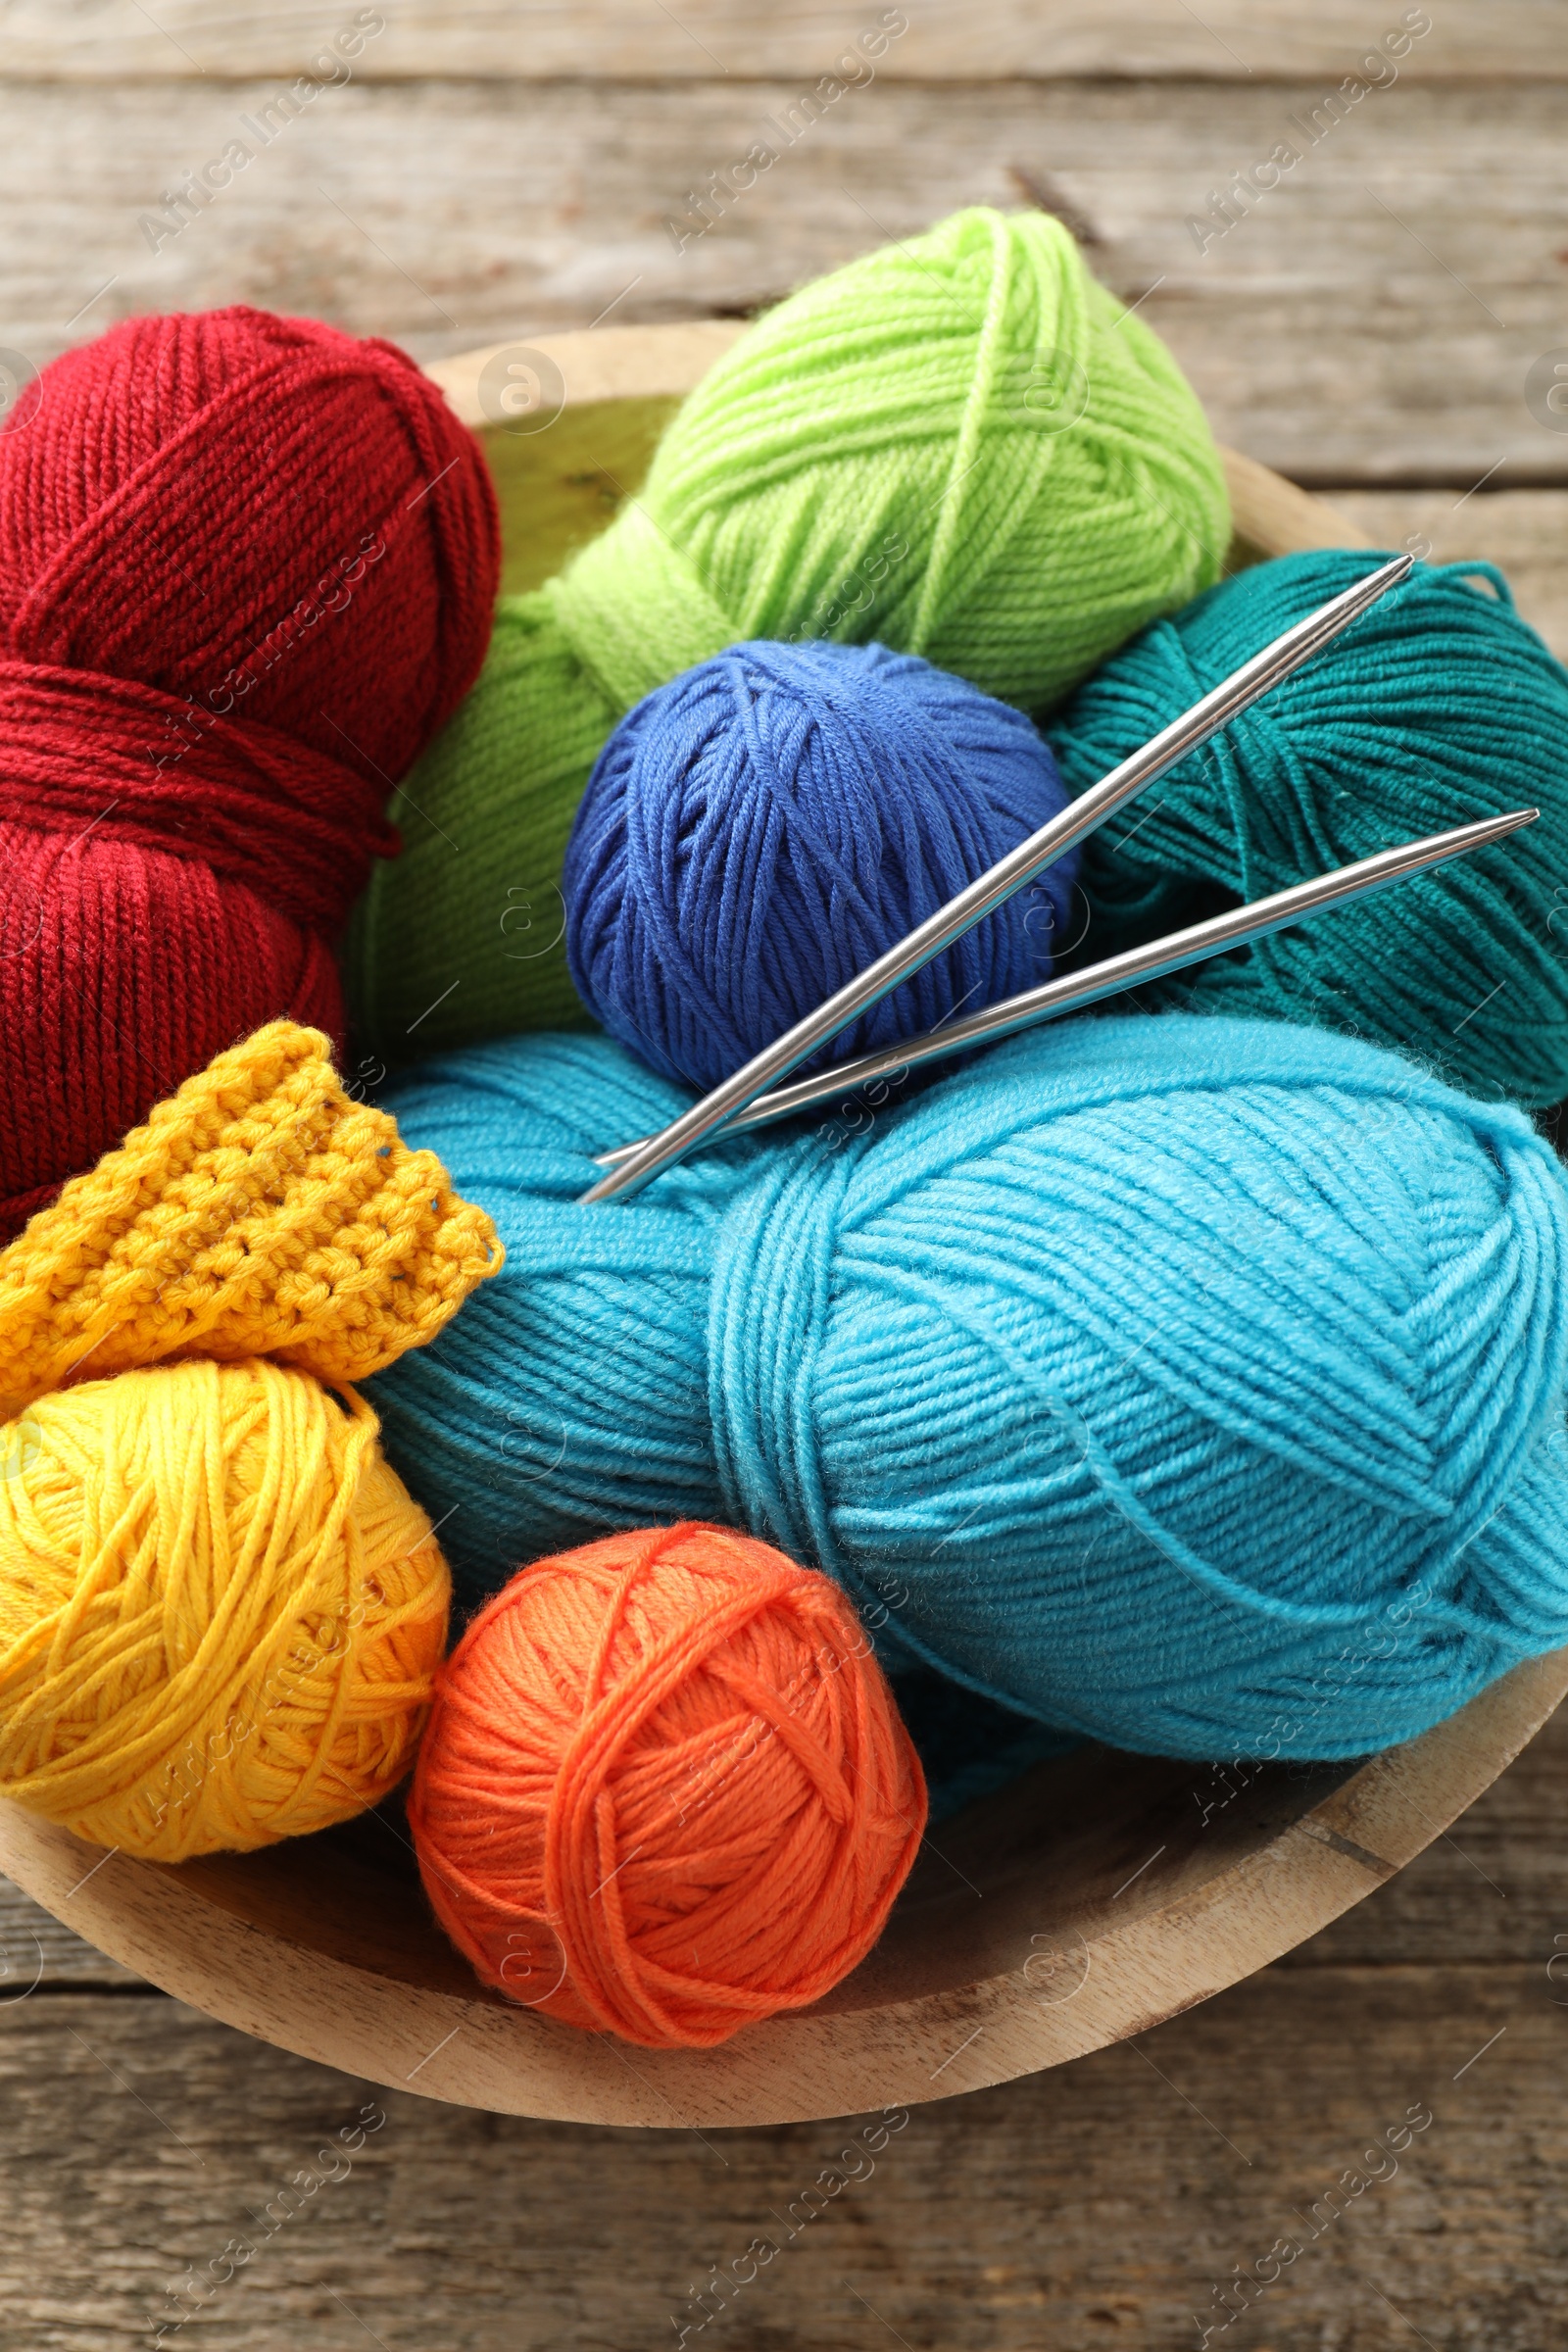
1048,550 -> 1568,1107
563,640 -> 1075,1092
367,1016 -> 1568,1762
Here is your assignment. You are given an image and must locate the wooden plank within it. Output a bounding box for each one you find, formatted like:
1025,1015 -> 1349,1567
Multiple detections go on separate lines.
0,1961 -> 1560,2348
1,1 -> 1564,83
2,80 -> 1564,483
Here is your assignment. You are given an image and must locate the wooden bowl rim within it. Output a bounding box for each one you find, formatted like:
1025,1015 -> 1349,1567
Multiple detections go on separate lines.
3,320 -> 1554,2131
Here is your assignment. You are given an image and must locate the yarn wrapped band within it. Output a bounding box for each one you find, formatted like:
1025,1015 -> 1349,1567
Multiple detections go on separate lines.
409,1522 -> 926,2047
0,665 -> 380,936
367,1019 -> 1568,1762
564,640 -> 1076,1090
0,306 -> 500,1241
1049,550 -> 1568,1106
347,206 -> 1228,1051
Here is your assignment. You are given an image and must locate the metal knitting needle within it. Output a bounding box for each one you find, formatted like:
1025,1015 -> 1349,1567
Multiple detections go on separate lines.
580,551 -> 1415,1203
592,807 -> 1536,1164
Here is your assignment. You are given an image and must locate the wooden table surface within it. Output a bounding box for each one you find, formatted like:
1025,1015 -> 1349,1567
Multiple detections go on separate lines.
3,7 -> 1567,2346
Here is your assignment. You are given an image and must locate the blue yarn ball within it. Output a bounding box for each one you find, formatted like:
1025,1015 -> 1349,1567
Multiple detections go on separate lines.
367,1016 -> 1568,1761
563,638 -> 1076,1090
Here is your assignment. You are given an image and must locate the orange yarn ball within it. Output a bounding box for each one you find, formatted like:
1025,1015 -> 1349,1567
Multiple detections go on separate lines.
408,1522 -> 927,2048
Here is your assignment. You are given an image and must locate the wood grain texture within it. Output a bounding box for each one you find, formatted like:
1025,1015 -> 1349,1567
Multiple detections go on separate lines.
5,1710 -> 1565,2345
0,20 -> 1562,2332
0,1959 -> 1562,2350
2,1646 -> 1563,2129
0,351 -> 1555,2132
2,81 -> 1566,480
9,1698 -> 1568,1989
0,1 -> 1563,83
0,1877 -> 139,1990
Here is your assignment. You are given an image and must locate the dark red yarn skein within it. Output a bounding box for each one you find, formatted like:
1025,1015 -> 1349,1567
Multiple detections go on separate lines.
0,306 -> 499,1240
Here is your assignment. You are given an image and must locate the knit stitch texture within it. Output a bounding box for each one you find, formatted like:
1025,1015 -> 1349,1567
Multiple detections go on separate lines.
0,1020 -> 503,1420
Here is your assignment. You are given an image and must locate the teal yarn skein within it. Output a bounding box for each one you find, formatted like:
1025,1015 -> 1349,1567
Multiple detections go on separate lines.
366,1017 -> 1568,1762
1048,550 -> 1568,1106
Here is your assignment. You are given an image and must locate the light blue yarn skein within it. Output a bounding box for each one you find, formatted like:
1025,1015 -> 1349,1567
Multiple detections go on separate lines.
562,639 -> 1076,1091
367,1015 -> 1568,1762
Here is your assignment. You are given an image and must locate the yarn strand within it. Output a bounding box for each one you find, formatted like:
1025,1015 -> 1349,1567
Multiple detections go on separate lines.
410,1525 -> 926,2047
347,207 -> 1228,1054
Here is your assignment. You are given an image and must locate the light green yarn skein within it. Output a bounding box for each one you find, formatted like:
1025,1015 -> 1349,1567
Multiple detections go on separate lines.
348,207 -> 1229,1052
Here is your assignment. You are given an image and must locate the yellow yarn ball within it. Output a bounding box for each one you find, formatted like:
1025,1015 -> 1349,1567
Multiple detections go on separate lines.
0,1357 -> 449,1861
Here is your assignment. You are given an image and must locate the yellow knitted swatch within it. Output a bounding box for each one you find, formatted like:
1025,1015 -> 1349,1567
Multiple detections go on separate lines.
0,1359 -> 449,1860
0,1021 -> 503,1420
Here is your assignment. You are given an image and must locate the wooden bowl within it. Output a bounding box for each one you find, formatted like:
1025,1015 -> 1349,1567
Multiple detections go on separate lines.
3,324 -> 1563,2128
